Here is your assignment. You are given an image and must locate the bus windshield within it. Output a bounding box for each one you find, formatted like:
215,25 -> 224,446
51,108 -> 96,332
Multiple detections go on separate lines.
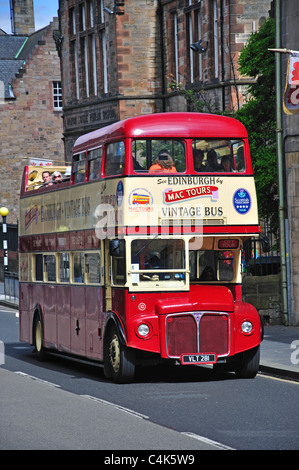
132,139 -> 186,173
192,139 -> 245,172
132,138 -> 245,173
130,238 -> 185,282
189,249 -> 235,282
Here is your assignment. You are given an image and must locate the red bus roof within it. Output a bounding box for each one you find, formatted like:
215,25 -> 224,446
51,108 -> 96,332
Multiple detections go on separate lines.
73,112 -> 248,153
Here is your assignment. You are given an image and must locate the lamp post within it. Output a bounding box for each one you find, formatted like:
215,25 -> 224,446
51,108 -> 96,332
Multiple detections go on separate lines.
0,207 -> 9,274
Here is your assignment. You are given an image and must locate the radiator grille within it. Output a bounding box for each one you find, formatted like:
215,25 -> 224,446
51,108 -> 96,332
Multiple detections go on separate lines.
166,312 -> 229,358
199,314 -> 229,355
166,315 -> 197,357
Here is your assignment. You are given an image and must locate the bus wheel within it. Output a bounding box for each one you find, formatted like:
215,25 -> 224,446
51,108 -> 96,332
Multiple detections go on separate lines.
234,345 -> 260,379
33,314 -> 47,361
104,326 -> 135,383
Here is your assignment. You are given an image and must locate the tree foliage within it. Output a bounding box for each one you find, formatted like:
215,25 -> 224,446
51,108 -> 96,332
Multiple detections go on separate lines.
234,17 -> 278,233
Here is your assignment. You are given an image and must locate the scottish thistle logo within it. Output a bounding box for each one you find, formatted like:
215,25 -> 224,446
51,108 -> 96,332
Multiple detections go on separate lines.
233,188 -> 251,214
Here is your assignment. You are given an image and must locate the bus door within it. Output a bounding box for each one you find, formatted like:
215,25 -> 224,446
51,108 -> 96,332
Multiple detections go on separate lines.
103,239 -> 112,311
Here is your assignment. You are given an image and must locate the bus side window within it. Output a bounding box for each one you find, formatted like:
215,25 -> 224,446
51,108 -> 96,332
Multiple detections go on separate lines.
233,142 -> 245,171
35,254 -> 43,281
73,252 -> 84,283
59,253 -> 70,283
85,252 -> 101,284
73,152 -> 86,183
111,239 -> 126,285
88,148 -> 103,180
19,253 -> 31,281
105,142 -> 125,176
44,254 -> 56,282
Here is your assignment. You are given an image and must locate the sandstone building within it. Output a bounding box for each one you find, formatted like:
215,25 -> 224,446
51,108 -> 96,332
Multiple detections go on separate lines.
0,1 -> 64,225
58,0 -> 272,159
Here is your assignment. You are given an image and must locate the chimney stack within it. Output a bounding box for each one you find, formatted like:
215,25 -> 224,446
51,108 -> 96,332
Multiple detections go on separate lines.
10,0 -> 35,35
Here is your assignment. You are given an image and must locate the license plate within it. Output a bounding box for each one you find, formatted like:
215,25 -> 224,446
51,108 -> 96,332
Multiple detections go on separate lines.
181,353 -> 216,365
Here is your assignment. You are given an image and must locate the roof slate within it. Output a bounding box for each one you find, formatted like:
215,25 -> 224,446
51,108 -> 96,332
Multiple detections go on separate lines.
0,27 -> 49,99
0,35 -> 28,59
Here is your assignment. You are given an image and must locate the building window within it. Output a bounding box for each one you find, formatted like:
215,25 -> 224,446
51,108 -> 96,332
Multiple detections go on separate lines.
79,2 -> 86,31
98,0 -> 104,24
69,7 -> 76,35
195,8 -> 203,82
99,29 -> 108,94
86,0 -> 94,28
187,12 -> 194,83
213,0 -> 219,79
52,81 -> 62,110
88,33 -> 97,96
171,12 -> 179,84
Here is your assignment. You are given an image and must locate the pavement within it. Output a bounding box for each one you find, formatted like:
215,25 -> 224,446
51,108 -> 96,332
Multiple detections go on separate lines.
1,285 -> 298,381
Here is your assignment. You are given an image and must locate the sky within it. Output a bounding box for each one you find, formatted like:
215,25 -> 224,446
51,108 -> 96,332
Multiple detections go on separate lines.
0,0 -> 59,34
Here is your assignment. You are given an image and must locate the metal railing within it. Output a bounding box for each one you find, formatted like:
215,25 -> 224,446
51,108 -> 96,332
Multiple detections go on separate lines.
3,271 -> 19,302
243,222 -> 281,276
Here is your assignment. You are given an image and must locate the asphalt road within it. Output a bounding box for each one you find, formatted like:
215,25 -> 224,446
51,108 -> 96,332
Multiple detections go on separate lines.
1,306 -> 299,451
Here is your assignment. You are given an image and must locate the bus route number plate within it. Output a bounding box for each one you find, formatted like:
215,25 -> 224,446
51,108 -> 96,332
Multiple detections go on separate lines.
181,353 -> 216,365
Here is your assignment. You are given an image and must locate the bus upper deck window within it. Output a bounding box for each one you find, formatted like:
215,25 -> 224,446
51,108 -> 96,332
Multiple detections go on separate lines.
88,148 -> 103,180
192,140 -> 245,173
106,142 -> 125,176
132,139 -> 186,173
73,153 -> 86,183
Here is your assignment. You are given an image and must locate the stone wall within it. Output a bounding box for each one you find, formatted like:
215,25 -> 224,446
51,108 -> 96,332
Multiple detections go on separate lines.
242,274 -> 282,324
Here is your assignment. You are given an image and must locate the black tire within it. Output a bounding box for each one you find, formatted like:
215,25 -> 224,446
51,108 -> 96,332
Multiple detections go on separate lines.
234,345 -> 260,378
104,325 -> 135,383
33,314 -> 47,361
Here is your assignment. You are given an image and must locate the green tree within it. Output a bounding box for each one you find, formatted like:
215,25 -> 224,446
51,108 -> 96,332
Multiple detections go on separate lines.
235,17 -> 278,233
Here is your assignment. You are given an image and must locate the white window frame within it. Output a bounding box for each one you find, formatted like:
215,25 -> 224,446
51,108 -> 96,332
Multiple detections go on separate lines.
52,81 -> 62,110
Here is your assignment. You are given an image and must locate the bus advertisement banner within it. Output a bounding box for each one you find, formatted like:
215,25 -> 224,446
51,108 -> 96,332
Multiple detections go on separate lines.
20,175 -> 258,239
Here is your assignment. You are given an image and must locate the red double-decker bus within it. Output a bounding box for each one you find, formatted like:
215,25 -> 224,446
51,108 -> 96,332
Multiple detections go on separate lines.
19,112 -> 262,383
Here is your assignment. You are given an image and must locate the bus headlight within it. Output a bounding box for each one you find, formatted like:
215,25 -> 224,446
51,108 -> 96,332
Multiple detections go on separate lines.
241,321 -> 253,334
137,323 -> 150,337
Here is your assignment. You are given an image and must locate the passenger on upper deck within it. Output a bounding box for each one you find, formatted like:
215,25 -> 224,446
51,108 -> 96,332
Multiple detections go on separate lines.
42,171 -> 53,186
220,155 -> 233,172
193,149 -> 205,172
204,149 -> 219,172
52,171 -> 62,183
149,149 -> 177,173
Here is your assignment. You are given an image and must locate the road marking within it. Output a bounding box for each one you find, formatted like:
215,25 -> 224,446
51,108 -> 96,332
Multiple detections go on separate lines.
258,373 -> 299,385
15,371 -> 61,388
80,394 -> 149,419
181,432 -> 235,450
0,308 -> 18,314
